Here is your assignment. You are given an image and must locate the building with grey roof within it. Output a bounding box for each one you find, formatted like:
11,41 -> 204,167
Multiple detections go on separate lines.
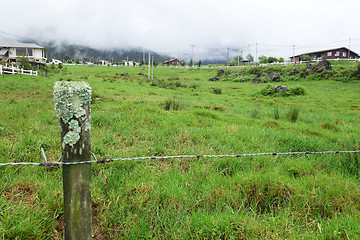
0,39 -> 47,64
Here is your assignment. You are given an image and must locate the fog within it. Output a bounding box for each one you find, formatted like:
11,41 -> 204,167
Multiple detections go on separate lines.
2,0 -> 360,61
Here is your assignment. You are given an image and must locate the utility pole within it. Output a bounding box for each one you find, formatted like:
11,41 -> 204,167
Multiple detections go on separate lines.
226,48 -> 230,67
148,52 -> 151,80
348,37 -> 351,60
151,56 -> 154,80
237,51 -> 240,67
255,43 -> 258,65
191,45 -> 194,68
292,45 -> 295,63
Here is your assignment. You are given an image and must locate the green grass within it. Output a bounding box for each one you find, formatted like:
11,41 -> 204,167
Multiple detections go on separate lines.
0,62 -> 360,239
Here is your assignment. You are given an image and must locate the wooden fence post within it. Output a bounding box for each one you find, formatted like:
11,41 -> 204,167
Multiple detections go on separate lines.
54,81 -> 92,240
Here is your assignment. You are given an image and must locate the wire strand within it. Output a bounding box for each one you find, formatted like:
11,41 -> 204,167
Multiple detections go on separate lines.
1,150 -> 359,167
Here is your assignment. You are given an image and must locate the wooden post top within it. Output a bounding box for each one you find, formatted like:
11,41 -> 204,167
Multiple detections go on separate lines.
53,81 -> 92,148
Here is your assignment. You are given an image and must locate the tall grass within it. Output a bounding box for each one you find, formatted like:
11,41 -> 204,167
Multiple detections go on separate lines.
0,63 -> 360,239
286,107 -> 300,122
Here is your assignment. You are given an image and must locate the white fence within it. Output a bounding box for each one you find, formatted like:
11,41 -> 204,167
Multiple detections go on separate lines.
0,65 -> 38,76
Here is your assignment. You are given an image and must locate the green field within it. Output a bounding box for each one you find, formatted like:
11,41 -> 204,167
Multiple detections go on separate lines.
1,62 -> 360,239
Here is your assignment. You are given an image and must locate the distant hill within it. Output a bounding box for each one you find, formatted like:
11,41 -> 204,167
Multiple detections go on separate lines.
44,42 -> 169,63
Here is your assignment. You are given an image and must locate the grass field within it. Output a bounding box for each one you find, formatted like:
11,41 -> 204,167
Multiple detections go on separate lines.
0,62 -> 360,239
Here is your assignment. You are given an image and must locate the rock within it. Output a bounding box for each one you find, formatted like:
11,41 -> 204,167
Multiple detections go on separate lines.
227,75 -> 231,78
306,63 -> 314,72
268,73 -> 281,82
289,67 -> 300,76
121,72 -> 129,76
137,73 -> 147,77
252,78 -> 261,83
208,76 -> 219,81
261,72 -> 269,77
275,85 -> 288,92
315,60 -> 332,72
237,73 -> 245,77
218,69 -> 225,75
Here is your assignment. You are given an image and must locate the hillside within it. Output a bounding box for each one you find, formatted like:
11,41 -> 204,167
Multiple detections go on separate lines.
44,42 -> 169,63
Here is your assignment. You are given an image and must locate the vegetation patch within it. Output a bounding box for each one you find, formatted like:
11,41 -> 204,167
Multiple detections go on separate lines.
260,84 -> 306,97
163,99 -> 181,111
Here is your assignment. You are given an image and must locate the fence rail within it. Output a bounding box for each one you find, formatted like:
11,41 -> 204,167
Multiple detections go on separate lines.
1,149 -> 359,167
0,65 -> 38,76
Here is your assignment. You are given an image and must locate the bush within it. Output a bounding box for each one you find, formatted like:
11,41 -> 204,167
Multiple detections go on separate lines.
260,85 -> 276,96
290,87 -> 306,95
260,85 -> 306,97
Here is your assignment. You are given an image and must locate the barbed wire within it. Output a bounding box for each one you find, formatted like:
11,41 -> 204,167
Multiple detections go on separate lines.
0,149 -> 359,167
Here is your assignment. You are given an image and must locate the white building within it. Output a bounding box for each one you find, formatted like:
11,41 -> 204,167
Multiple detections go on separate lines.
0,39 -> 47,64
50,59 -> 63,65
123,60 -> 139,66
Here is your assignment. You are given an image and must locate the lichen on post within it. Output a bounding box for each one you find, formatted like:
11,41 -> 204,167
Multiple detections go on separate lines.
54,81 -> 92,240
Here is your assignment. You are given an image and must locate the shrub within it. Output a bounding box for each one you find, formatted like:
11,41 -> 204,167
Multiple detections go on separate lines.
290,87 -> 306,95
260,85 -> 306,97
233,75 -> 257,83
260,85 -> 276,96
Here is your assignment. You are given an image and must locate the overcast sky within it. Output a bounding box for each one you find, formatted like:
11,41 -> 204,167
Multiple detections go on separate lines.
2,0 -> 360,61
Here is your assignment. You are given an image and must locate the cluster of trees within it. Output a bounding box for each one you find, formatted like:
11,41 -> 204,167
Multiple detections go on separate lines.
227,54 -> 285,66
187,59 -> 202,67
227,54 -> 254,66
259,55 -> 284,64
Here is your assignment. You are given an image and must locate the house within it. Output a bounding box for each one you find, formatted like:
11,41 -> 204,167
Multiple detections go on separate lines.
290,47 -> 359,63
163,58 -> 181,66
0,39 -> 47,64
123,60 -> 139,66
95,60 -> 110,66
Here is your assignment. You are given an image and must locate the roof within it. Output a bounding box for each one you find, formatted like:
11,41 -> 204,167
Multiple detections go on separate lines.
291,47 -> 359,58
0,39 -> 44,49
163,58 -> 180,63
0,48 -> 9,55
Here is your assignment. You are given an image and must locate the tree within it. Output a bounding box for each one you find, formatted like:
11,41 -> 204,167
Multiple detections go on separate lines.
189,59 -> 193,67
181,60 -> 186,66
197,60 -> 202,67
140,60 -> 144,66
300,54 -> 312,62
246,54 -> 254,63
259,55 -> 268,64
228,55 -> 243,66
18,56 -> 32,70
267,57 -> 278,63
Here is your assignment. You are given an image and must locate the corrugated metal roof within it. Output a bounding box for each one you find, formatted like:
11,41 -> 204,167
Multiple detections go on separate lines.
0,48 -> 9,55
0,39 -> 44,49
291,47 -> 359,58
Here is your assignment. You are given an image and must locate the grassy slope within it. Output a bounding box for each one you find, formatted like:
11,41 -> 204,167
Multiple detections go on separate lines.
0,63 -> 360,239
